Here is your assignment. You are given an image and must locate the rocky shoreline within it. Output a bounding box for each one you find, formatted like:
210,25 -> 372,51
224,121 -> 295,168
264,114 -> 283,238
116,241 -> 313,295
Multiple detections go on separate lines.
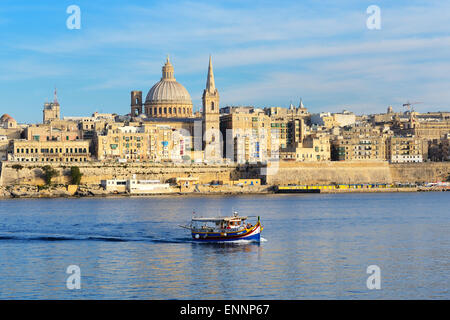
0,184 -> 447,199
0,184 -> 272,199
0,184 -> 109,199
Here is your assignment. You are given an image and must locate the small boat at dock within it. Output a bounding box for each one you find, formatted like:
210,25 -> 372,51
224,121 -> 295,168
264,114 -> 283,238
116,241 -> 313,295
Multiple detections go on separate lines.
180,212 -> 263,242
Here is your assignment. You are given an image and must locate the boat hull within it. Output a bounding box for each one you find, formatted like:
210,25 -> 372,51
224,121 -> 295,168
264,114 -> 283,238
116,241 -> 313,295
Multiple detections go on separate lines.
191,223 -> 262,242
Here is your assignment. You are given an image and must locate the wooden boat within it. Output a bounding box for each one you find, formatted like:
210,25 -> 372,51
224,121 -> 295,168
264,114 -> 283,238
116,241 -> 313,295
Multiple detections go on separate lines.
180,212 -> 263,242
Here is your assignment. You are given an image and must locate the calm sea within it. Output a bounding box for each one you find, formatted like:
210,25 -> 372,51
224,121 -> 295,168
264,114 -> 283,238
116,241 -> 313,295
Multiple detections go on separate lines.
0,192 -> 448,299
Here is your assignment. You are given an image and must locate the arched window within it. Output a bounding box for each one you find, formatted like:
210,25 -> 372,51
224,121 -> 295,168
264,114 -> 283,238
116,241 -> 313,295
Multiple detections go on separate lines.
211,102 -> 215,111
169,107 -> 172,114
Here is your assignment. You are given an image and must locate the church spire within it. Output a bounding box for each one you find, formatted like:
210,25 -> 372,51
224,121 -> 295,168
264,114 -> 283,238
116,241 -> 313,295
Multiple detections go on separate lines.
299,98 -> 304,109
206,55 -> 215,93
54,87 -> 59,104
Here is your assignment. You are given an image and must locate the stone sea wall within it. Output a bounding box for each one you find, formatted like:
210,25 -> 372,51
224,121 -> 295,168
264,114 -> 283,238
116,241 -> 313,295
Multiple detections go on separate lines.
0,161 -> 448,188
262,161 -> 450,185
263,161 -> 392,185
0,162 -> 244,186
389,162 -> 450,183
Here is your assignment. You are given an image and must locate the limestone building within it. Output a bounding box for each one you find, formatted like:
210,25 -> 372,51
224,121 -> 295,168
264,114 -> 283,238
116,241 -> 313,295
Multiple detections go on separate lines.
386,136 -> 427,163
0,114 -> 22,161
10,139 -> 90,163
280,133 -> 330,162
94,123 -> 193,163
331,123 -> 386,161
25,123 -> 81,142
264,100 -> 309,119
220,108 -> 271,163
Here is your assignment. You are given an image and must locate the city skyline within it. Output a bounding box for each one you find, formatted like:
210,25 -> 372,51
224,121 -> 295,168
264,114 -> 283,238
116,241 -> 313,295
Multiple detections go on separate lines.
1,0 -> 450,123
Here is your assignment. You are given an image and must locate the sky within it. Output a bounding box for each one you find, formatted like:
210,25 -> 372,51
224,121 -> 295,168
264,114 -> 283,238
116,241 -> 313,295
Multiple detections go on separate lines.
0,0 -> 449,123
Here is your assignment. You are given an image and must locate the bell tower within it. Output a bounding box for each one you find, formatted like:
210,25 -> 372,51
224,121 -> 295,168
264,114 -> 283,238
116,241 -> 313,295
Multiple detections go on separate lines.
43,88 -> 61,124
202,56 -> 220,158
131,90 -> 143,116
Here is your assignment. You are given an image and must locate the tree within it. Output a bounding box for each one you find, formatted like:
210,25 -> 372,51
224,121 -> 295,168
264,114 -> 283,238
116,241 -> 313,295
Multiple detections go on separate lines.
70,166 -> 83,185
12,164 -> 23,171
42,165 -> 59,186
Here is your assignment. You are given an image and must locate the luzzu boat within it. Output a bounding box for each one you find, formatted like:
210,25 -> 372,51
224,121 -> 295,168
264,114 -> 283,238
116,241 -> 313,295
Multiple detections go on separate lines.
180,212 -> 263,242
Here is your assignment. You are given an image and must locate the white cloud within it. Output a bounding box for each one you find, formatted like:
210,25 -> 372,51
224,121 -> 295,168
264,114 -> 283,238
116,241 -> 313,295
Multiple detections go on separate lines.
2,0 -> 450,117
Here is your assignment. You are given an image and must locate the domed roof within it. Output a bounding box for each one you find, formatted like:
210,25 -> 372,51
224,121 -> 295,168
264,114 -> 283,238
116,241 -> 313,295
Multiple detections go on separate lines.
145,57 -> 192,105
146,80 -> 192,105
0,114 -> 14,122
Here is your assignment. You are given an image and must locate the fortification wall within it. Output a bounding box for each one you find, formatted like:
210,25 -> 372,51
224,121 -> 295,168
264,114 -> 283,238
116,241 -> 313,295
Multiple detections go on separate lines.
0,161 -> 448,187
264,161 -> 449,185
264,161 -> 392,185
389,162 -> 449,183
0,162 -> 242,186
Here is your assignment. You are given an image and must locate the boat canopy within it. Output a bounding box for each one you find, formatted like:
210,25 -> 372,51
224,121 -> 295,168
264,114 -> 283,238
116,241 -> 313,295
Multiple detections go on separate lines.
192,216 -> 248,222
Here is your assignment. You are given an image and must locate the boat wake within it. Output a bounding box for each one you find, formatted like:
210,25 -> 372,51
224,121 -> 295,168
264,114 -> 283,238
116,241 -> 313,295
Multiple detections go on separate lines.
0,233 -> 266,244
0,233 -> 190,244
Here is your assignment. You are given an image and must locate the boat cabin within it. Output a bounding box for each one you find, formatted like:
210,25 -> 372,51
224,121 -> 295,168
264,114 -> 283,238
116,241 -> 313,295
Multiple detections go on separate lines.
191,215 -> 253,232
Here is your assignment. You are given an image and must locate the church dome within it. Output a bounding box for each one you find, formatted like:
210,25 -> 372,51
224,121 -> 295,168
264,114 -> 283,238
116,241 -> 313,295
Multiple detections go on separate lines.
0,113 -> 17,128
145,57 -> 192,105
145,79 -> 192,105
0,114 -> 14,122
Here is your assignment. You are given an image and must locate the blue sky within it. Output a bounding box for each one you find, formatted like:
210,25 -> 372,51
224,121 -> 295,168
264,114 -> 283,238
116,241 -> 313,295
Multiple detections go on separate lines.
0,0 -> 449,123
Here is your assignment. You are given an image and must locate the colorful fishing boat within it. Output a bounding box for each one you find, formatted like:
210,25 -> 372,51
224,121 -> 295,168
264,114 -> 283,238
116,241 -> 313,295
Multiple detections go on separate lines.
180,211 -> 263,242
